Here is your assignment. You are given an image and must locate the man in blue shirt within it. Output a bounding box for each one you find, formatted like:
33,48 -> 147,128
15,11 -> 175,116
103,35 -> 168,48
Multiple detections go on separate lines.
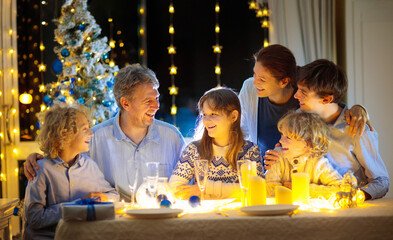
25,65 -> 186,200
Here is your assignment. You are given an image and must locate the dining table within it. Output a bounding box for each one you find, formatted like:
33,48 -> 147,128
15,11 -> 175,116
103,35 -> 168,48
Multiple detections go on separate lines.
55,197 -> 393,240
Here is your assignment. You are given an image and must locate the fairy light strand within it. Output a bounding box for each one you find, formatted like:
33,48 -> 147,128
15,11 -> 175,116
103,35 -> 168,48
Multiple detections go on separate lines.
138,0 -> 147,66
213,1 -> 222,87
168,0 -> 178,125
249,1 -> 269,47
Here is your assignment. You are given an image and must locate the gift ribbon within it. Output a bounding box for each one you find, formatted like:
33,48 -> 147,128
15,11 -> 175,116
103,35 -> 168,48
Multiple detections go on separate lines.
74,197 -> 112,221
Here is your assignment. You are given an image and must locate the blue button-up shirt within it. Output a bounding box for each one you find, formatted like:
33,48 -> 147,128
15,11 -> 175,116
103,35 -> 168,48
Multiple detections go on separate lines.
326,106 -> 390,199
24,154 -> 119,239
90,112 -> 186,200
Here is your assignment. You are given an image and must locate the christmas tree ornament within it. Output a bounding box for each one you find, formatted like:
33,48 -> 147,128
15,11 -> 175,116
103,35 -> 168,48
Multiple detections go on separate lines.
189,196 -> 201,208
77,97 -> 85,104
61,48 -> 70,57
43,95 -> 52,105
77,23 -> 86,31
160,199 -> 172,208
51,59 -> 63,74
69,89 -> 74,95
102,100 -> 112,107
103,53 -> 109,60
106,80 -> 114,88
84,52 -> 91,60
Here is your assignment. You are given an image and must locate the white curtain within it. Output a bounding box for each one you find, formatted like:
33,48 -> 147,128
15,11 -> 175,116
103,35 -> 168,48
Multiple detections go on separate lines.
266,0 -> 336,66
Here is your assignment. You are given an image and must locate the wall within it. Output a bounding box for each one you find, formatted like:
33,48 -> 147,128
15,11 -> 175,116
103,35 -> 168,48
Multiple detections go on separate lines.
344,0 -> 393,198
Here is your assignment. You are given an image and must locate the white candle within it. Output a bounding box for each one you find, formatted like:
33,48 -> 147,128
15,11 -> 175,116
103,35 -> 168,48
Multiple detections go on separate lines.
275,186 -> 292,205
292,172 -> 309,204
248,176 -> 267,205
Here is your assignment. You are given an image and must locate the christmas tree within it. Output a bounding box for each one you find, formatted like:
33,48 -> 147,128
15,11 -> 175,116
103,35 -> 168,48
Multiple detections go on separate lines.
43,0 -> 119,124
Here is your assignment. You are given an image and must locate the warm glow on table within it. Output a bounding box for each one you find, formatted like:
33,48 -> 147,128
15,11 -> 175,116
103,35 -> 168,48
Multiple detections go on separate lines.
292,172 -> 309,204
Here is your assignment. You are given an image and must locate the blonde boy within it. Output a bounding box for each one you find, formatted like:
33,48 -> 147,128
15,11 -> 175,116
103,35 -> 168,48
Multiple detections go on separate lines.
266,111 -> 342,199
24,104 -> 118,239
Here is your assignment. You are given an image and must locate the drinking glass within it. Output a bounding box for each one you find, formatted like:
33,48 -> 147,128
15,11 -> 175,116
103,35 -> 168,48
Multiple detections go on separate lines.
128,168 -> 139,208
237,160 -> 252,207
195,159 -> 209,201
146,162 -> 160,198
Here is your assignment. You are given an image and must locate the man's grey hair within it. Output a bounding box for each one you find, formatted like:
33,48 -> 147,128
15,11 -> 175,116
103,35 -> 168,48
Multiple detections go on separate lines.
113,64 -> 160,111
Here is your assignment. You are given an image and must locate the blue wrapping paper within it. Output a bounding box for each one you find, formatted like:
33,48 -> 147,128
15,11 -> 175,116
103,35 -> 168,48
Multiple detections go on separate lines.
62,198 -> 115,221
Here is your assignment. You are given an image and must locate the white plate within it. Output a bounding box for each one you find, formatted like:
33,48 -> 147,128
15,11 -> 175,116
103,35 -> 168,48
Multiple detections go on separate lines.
126,208 -> 183,219
240,204 -> 299,216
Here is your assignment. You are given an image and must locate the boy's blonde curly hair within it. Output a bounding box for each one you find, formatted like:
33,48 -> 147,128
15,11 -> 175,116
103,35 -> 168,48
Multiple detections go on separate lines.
278,111 -> 330,159
37,103 -> 91,158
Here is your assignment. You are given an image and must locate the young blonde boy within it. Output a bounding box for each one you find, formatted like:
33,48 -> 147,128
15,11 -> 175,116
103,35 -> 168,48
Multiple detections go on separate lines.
24,104 -> 118,239
266,111 -> 342,199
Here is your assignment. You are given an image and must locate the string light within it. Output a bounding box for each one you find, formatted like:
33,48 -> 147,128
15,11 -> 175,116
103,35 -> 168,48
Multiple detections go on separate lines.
38,63 -> 46,72
19,93 -> 33,104
167,45 -> 176,54
169,25 -> 175,34
39,42 -> 45,51
248,1 -> 270,47
138,1 -> 147,65
109,40 -> 116,48
213,1 -> 222,86
249,1 -> 257,10
169,65 -> 177,75
168,0 -> 178,124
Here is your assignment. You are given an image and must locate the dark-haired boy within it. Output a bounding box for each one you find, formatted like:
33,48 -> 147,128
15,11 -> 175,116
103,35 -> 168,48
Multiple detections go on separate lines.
294,59 -> 389,199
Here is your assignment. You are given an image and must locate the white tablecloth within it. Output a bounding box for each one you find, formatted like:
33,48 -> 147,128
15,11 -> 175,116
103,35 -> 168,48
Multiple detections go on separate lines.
55,198 -> 393,240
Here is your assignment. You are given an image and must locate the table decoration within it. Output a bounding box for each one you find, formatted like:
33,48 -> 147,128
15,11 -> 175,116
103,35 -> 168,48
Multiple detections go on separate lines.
334,171 -> 365,208
160,199 -> 172,208
189,195 -> 201,208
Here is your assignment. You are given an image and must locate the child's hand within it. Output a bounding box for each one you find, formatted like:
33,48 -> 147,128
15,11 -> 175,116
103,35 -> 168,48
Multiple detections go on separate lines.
82,192 -> 109,202
263,143 -> 281,170
283,182 -> 292,189
173,185 -> 201,199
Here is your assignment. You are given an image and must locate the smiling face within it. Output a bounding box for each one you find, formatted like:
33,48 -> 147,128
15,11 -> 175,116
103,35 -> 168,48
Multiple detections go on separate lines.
294,83 -> 324,113
279,131 -> 310,160
202,101 -> 235,146
127,83 -> 160,128
68,112 -> 93,154
252,62 -> 284,99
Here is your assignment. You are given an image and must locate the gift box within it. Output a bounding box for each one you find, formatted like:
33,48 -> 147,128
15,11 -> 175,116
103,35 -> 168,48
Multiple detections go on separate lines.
62,198 -> 115,222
